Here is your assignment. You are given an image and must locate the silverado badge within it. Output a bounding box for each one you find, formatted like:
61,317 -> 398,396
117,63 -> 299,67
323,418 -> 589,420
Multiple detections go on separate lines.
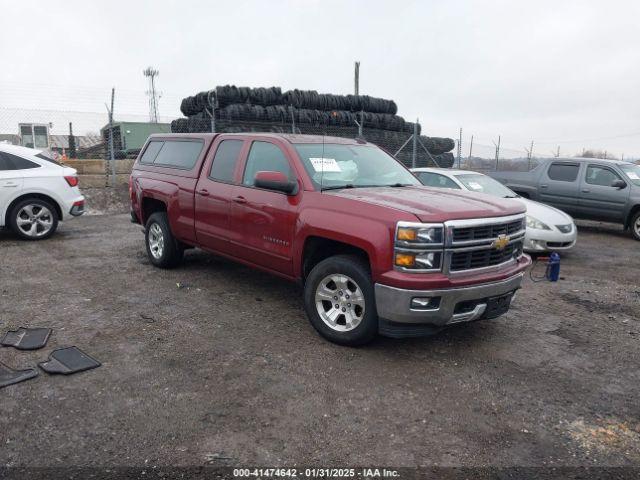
492,234 -> 509,251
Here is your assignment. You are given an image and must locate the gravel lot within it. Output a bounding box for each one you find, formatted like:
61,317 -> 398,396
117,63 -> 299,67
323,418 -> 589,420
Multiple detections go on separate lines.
1,214 -> 639,471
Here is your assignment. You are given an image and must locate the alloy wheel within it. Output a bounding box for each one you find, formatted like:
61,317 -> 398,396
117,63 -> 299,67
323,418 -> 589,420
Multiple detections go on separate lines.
148,223 -> 165,259
16,204 -> 54,238
314,274 -> 365,332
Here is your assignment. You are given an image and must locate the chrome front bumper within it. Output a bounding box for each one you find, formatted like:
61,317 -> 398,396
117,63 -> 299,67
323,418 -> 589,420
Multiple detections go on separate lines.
375,273 -> 524,328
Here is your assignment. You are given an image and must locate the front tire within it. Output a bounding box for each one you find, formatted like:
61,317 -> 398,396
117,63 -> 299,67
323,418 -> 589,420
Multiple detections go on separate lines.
9,198 -> 59,240
145,212 -> 183,268
304,255 -> 378,346
630,211 -> 640,241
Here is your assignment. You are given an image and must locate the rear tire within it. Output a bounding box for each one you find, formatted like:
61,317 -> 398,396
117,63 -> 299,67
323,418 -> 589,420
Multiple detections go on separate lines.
145,212 -> 184,268
9,198 -> 59,241
304,255 -> 378,346
630,211 -> 640,241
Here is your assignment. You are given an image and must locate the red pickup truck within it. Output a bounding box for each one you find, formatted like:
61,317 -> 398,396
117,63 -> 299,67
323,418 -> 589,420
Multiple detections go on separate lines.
130,133 -> 531,345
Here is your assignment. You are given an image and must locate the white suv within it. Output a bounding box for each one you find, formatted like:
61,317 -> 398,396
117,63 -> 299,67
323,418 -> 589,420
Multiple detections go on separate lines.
0,144 -> 85,240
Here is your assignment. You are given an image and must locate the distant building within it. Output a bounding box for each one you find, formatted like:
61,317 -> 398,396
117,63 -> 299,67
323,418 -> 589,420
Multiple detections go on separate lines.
100,121 -> 171,155
49,134 -> 101,155
19,123 -> 51,149
0,134 -> 21,145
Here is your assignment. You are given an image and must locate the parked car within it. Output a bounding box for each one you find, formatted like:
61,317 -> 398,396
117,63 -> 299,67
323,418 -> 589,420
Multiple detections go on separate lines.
487,157 -> 640,240
0,144 -> 85,240
412,168 -> 577,253
130,133 -> 531,346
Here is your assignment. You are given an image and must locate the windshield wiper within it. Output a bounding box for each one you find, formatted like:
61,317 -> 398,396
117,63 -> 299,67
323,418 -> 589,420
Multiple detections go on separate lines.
321,184 -> 356,191
503,195 -> 519,198
321,183 -> 412,191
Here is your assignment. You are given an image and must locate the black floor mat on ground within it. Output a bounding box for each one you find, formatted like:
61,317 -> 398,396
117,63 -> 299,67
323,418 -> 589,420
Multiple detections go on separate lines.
0,362 -> 38,388
38,346 -> 101,375
1,327 -> 52,350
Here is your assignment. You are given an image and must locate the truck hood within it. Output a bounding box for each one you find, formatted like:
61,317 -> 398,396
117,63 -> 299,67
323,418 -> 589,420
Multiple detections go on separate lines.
325,186 -> 525,221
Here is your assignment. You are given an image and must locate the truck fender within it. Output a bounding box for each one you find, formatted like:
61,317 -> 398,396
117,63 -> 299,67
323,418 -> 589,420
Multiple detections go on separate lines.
137,178 -> 181,225
294,208 -> 392,281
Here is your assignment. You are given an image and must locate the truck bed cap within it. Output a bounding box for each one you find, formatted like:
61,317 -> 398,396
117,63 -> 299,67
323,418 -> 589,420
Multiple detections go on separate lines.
147,132 -> 367,145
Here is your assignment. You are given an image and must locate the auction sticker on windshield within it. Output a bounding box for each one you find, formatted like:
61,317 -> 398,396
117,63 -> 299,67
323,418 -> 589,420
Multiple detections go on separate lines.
309,158 -> 342,172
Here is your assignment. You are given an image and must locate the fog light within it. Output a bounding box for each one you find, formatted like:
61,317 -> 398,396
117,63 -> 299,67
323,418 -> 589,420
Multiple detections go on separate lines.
411,296 -> 440,310
395,253 -> 415,267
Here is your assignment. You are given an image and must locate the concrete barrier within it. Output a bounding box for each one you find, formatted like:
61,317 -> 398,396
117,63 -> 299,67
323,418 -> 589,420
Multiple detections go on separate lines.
66,159 -> 134,187
66,159 -> 135,175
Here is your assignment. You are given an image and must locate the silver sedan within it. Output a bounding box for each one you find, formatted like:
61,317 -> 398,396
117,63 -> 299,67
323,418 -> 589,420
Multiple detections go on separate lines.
412,168 -> 577,253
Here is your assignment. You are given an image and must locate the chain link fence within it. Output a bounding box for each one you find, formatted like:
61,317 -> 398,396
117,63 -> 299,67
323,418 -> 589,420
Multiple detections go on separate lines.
170,86 -> 457,169
3,83 -> 581,187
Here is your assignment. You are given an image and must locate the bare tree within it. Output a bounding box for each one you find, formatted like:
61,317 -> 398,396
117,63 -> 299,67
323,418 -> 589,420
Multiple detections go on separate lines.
579,149 -> 618,160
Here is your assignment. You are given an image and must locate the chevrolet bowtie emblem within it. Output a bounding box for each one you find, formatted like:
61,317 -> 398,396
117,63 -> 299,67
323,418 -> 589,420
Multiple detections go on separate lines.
492,234 -> 509,251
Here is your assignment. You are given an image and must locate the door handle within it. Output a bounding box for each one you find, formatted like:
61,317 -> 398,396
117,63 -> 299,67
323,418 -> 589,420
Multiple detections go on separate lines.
540,184 -> 548,189
232,196 -> 247,204
1,182 -> 18,188
581,189 -> 590,193
196,189 -> 210,197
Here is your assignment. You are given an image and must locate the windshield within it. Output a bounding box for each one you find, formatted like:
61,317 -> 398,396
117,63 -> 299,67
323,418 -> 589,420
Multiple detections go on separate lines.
455,173 -> 517,198
619,163 -> 640,186
294,143 -> 420,190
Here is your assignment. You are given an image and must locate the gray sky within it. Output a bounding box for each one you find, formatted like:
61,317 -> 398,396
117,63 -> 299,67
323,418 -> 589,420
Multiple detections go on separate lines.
1,0 -> 639,158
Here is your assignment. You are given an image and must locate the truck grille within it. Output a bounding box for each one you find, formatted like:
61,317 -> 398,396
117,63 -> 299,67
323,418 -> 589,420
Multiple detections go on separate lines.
450,240 -> 523,271
452,218 -> 524,242
445,214 -> 526,274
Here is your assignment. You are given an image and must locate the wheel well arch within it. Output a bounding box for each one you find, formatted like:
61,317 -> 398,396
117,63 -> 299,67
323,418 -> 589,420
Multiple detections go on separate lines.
141,197 -> 167,224
5,193 -> 63,225
301,236 -> 371,283
626,204 -> 640,228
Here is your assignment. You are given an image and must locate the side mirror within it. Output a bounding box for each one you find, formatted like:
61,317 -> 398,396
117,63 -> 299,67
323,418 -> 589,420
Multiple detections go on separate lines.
254,171 -> 297,194
611,179 -> 627,189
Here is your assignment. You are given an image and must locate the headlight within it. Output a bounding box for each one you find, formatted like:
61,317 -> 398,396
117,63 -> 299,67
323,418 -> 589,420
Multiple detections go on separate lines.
395,223 -> 444,246
526,215 -> 551,230
394,222 -> 444,271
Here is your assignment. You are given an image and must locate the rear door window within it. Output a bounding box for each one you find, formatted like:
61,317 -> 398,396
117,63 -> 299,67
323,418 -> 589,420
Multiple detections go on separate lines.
547,163 -> 579,182
0,152 -> 40,170
139,141 -> 164,164
152,140 -> 204,170
209,140 -> 244,183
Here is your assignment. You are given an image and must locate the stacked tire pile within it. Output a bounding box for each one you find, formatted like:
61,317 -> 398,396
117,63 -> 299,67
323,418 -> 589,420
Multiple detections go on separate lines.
173,85 -> 455,167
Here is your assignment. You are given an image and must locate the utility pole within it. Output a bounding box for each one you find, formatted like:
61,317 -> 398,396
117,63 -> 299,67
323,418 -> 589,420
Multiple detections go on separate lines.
354,61 -> 360,95
412,118 -> 418,168
68,122 -> 77,159
105,88 -> 116,187
525,140 -> 534,170
468,135 -> 474,163
456,128 -> 462,168
555,146 -> 560,158
143,67 -> 160,123
493,136 -> 501,170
